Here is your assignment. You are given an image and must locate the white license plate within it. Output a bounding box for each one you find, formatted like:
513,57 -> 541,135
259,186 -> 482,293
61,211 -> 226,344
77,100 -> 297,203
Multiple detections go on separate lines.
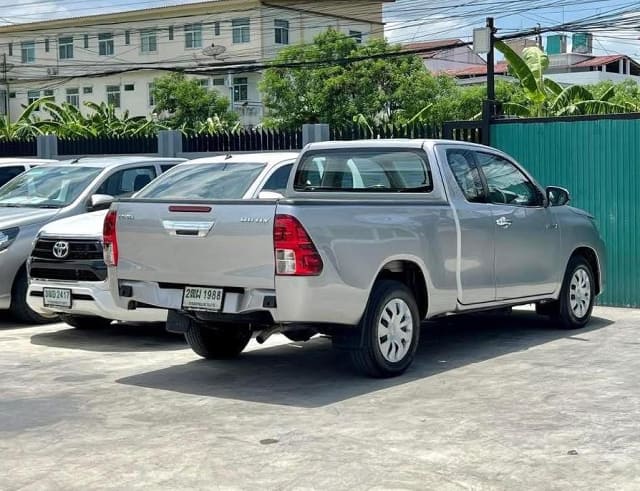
43,288 -> 72,308
182,286 -> 224,312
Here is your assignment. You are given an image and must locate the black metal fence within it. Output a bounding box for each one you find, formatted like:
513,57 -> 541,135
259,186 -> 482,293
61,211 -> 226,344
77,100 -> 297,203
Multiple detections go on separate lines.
442,120 -> 483,144
183,129 -> 303,153
0,139 -> 38,157
57,136 -> 158,155
330,123 -> 444,141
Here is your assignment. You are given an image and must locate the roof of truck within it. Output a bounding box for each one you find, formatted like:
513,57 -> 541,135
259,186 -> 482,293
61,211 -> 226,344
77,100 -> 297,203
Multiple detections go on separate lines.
0,158 -> 58,166
304,139 -> 490,151
183,152 -> 299,165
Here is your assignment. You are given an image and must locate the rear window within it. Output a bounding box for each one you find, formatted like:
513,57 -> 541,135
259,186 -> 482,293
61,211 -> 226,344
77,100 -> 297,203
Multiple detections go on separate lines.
294,150 -> 432,192
136,162 -> 266,200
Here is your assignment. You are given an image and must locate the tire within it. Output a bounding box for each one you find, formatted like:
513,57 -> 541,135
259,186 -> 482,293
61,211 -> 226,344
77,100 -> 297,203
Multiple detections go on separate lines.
349,280 -> 421,378
543,256 -> 596,329
60,314 -> 113,330
185,322 -> 252,359
10,270 -> 58,324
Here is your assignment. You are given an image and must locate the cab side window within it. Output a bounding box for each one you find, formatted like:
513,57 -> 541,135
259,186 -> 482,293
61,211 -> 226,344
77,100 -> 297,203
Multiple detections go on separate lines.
446,149 -> 484,203
474,152 -> 540,206
96,166 -> 157,197
261,164 -> 293,194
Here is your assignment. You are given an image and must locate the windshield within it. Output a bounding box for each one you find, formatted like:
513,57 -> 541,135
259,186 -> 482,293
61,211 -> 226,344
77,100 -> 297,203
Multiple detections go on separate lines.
136,162 -> 266,200
0,166 -> 102,208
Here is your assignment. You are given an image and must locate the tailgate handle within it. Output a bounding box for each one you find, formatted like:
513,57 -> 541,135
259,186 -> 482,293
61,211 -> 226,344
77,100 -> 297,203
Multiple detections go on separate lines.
162,220 -> 214,238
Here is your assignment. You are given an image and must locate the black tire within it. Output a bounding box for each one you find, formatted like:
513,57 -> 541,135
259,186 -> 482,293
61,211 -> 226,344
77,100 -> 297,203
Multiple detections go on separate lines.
544,256 -> 596,329
185,322 -> 252,359
10,270 -> 58,324
60,314 -> 113,330
349,280 -> 421,378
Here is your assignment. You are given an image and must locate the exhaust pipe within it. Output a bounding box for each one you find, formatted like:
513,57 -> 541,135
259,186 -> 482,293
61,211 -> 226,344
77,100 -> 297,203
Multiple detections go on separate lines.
256,326 -> 282,344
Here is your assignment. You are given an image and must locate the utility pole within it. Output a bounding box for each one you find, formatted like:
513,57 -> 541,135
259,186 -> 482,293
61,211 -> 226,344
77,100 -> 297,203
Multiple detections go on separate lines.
1,53 -> 8,121
486,17 -> 496,104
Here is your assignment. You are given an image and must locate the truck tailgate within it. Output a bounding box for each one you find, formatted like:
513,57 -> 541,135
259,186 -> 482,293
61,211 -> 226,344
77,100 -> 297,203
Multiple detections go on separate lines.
114,200 -> 277,289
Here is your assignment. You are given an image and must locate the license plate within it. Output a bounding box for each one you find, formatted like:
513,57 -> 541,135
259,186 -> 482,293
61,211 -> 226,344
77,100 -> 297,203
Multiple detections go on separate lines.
182,286 -> 224,312
43,288 -> 72,308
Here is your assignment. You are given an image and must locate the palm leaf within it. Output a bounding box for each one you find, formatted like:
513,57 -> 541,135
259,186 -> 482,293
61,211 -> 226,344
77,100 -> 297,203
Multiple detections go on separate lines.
495,40 -> 541,100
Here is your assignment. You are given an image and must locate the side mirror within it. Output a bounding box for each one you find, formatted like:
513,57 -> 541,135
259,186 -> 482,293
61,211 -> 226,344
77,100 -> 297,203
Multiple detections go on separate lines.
258,191 -> 284,200
89,194 -> 115,211
546,186 -> 571,207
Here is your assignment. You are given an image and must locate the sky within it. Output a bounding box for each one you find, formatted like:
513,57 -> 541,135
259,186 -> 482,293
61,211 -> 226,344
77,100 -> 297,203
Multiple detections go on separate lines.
1,0 -> 639,58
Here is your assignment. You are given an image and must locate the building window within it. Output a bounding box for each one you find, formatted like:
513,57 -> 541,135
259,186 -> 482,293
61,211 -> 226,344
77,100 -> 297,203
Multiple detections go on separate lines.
184,23 -> 202,49
21,41 -> 36,63
233,77 -> 248,102
198,79 -> 209,89
27,90 -> 40,105
214,21 -> 220,36
106,85 -> 120,108
59,36 -> 74,59
168,26 -> 174,40
124,84 -> 135,91
44,38 -> 50,52
232,18 -> 250,44
9,92 -> 16,98
8,43 -> 12,56
212,78 -> 225,86
83,34 -> 89,49
349,30 -> 363,44
83,86 -> 92,94
140,29 -> 157,54
66,88 -> 79,108
125,31 -> 131,45
148,83 -> 155,106
274,19 -> 289,45
98,33 -> 114,56
43,89 -> 54,97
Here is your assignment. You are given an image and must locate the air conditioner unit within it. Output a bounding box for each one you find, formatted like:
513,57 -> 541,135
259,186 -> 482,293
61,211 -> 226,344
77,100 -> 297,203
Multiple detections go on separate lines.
46,68 -> 59,76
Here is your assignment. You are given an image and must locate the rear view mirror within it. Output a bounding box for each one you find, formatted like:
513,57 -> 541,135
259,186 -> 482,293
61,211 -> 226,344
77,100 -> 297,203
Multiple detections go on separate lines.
89,194 -> 115,211
546,186 -> 570,207
258,191 -> 284,200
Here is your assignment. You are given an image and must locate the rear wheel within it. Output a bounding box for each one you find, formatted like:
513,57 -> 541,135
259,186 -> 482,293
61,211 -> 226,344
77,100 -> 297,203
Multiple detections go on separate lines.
185,322 -> 252,359
349,280 -> 420,378
537,256 -> 595,329
10,271 -> 57,324
60,314 -> 112,330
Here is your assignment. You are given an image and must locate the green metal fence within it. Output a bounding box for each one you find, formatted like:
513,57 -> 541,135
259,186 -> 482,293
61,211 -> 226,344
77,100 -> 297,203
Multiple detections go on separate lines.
492,115 -> 640,307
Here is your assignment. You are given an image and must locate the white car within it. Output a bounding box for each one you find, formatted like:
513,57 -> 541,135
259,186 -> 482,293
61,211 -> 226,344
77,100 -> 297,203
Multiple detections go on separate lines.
27,153 -> 297,329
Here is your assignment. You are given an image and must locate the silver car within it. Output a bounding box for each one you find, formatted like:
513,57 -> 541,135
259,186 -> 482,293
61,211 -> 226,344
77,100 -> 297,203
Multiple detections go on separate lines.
0,156 -> 184,322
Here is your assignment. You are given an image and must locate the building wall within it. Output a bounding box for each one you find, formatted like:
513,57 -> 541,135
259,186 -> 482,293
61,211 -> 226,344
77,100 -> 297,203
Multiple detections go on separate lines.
422,46 -> 485,73
0,0 -> 384,126
546,71 -> 640,85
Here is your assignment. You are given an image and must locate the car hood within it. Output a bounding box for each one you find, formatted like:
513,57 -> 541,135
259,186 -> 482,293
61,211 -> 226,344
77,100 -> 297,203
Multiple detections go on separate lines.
0,207 -> 61,229
39,210 -> 107,238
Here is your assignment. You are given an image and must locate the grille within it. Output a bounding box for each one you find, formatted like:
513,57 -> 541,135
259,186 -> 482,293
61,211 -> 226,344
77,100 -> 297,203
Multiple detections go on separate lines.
32,238 -> 103,261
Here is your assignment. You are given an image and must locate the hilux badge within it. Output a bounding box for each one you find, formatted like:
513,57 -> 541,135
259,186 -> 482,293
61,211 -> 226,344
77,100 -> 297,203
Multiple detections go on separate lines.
240,217 -> 271,223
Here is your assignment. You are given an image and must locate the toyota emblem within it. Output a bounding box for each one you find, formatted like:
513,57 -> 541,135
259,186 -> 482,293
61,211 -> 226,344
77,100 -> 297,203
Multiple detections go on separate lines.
52,241 -> 70,259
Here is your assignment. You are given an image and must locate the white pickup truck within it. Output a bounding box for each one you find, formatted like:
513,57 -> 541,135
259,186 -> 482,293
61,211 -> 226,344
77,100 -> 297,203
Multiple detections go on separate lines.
108,140 -> 606,377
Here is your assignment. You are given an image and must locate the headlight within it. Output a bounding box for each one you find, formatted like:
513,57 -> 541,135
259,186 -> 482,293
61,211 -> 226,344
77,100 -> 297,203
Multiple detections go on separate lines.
0,227 -> 19,252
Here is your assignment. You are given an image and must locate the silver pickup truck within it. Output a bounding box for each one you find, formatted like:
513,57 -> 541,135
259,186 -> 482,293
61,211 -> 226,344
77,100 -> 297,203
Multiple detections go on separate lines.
109,140 -> 606,377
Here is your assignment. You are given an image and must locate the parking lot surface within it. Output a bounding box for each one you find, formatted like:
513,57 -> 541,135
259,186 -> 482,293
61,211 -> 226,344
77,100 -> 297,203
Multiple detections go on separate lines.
1,307 -> 639,490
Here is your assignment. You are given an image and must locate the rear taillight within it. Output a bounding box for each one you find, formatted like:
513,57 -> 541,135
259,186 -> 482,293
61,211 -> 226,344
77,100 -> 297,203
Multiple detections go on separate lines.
274,214 -> 323,276
103,210 -> 118,266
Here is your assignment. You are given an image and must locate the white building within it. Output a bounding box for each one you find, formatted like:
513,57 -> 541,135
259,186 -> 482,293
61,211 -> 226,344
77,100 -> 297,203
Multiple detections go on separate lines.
404,39 -> 486,73
0,0 -> 388,127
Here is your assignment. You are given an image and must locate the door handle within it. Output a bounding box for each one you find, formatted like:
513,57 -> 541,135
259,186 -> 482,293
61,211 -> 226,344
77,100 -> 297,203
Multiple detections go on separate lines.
496,217 -> 512,228
547,223 -> 559,230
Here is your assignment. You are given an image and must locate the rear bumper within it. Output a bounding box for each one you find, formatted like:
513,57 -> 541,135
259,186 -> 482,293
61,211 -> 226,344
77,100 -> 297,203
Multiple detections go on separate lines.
28,278 -> 167,323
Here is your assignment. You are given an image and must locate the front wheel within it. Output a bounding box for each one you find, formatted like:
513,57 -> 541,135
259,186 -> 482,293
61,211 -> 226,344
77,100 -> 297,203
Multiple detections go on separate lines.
185,323 -> 252,359
349,280 -> 421,378
10,271 -> 58,324
538,256 -> 596,329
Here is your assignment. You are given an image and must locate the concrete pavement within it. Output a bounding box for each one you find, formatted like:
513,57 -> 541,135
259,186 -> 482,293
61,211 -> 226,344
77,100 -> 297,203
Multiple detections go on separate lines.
1,307 -> 639,490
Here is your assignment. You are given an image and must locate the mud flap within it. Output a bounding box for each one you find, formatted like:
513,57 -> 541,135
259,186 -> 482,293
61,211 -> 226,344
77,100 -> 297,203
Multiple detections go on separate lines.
165,310 -> 192,334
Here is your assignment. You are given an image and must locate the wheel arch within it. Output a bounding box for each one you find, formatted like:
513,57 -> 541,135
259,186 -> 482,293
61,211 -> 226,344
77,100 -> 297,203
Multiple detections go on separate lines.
371,257 -> 430,320
569,247 -> 602,295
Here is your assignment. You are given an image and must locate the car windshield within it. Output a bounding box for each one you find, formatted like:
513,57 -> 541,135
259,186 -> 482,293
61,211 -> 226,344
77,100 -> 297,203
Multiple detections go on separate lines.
0,166 -> 102,208
136,162 -> 266,199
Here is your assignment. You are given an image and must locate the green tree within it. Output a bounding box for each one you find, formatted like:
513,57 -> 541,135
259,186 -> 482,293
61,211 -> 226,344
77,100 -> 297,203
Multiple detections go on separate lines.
260,29 -> 452,129
152,72 -> 238,131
